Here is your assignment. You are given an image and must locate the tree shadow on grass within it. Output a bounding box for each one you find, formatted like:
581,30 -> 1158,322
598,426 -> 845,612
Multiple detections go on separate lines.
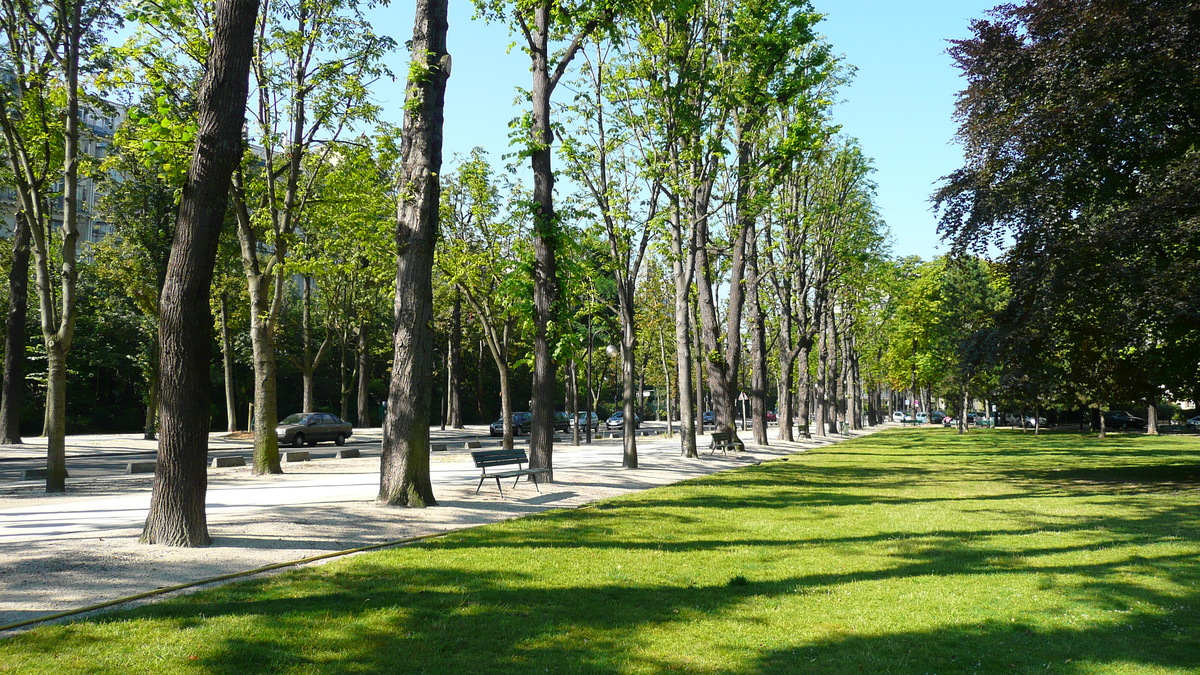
11,527 -> 1194,674
1006,464 -> 1200,494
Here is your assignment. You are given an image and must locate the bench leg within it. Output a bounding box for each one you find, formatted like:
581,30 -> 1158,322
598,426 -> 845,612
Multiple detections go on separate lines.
476,475 -> 486,495
494,476 -> 504,497
531,473 -> 542,493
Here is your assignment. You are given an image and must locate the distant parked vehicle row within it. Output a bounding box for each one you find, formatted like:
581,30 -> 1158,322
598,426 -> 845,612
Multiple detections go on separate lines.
491,411 -> 612,436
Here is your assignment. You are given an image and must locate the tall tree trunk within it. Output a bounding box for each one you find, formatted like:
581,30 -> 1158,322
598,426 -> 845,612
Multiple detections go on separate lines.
619,293 -> 638,468
220,293 -> 238,432
39,6 -> 84,493
526,5 -> 560,481
694,214 -> 748,442
447,291 -> 463,428
671,214 -> 696,456
959,386 -> 968,434
1146,403 -> 1159,436
747,230 -> 768,446
475,338 -> 485,421
301,276 -> 315,413
691,299 -> 705,437
813,299 -> 828,436
658,326 -> 674,438
143,366 -> 159,440
142,0 -> 258,545
847,327 -> 862,430
0,213 -> 29,444
568,359 -> 579,445
377,0 -> 447,507
248,287 -> 282,473
43,345 -> 68,490
356,321 -> 370,427
339,329 -> 351,421
777,363 -> 793,441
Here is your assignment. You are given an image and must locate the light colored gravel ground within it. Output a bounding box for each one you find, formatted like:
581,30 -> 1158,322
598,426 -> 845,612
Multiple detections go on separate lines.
0,426 -> 883,633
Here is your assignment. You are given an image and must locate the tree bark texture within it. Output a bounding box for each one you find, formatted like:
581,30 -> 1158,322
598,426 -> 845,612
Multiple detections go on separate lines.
377,0 -> 447,507
142,0 -> 258,546
747,227 -> 768,446
0,213 -> 29,444
249,304 -> 282,473
671,212 -> 697,457
143,366 -> 159,440
356,321 -> 371,427
447,292 -> 463,428
38,6 -> 84,493
301,276 -> 316,413
620,303 -> 638,468
525,5 -> 559,481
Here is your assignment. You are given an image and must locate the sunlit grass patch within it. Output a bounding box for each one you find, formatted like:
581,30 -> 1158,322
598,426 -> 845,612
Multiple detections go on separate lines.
2,428 -> 1199,673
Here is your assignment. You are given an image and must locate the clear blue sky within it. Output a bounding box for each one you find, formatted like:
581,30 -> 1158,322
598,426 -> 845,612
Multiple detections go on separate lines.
376,0 -> 1001,262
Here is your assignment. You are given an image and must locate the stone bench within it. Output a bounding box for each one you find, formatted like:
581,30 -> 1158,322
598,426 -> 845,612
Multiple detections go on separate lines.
210,456 -> 246,468
126,461 -> 156,474
20,468 -> 67,480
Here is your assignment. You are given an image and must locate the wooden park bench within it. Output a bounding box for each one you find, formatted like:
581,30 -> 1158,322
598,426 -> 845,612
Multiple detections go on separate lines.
471,449 -> 551,497
708,431 -> 745,456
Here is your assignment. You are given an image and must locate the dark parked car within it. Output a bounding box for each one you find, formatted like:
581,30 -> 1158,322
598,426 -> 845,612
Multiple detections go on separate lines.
1103,410 -> 1146,429
553,411 -> 572,433
605,410 -> 641,430
489,411 -> 533,437
574,411 -> 600,432
276,412 -> 353,448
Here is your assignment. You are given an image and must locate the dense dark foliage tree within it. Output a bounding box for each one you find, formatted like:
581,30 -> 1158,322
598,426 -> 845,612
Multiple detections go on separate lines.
935,0 -> 1200,409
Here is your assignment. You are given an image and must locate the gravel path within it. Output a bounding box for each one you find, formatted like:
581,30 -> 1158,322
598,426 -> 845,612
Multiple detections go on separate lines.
0,426 -> 882,633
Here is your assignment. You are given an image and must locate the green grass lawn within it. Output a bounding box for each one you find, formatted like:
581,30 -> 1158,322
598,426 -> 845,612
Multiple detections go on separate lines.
3,428 -> 1199,674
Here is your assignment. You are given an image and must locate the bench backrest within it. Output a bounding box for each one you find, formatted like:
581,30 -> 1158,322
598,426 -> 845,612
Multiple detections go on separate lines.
711,431 -> 730,442
472,449 -> 529,468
